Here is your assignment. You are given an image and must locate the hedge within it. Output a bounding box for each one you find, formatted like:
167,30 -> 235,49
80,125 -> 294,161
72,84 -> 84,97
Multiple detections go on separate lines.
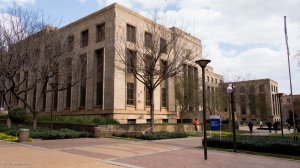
0,125 -> 91,140
207,135 -> 300,156
113,131 -> 188,140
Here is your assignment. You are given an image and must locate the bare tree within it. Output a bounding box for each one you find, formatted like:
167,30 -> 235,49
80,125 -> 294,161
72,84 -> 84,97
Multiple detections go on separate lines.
115,18 -> 200,132
0,5 -> 84,129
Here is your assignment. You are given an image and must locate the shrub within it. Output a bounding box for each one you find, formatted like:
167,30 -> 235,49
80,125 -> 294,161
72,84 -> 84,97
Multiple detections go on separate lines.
93,117 -> 119,125
8,107 -> 28,125
113,131 -> 188,140
29,128 -> 91,140
207,135 -> 300,156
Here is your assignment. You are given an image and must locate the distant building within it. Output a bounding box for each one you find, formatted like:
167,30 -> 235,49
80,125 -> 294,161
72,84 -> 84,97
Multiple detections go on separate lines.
281,94 -> 300,123
224,79 -> 279,123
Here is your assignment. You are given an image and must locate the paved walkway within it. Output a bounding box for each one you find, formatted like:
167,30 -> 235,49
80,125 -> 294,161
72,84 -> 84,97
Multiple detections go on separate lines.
0,137 -> 299,168
239,126 -> 295,135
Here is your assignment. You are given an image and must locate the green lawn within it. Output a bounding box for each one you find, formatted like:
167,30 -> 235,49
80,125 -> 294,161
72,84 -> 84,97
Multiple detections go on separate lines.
187,130 -> 246,137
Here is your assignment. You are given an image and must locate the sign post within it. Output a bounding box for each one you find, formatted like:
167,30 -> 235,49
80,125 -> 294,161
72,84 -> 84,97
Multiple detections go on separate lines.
210,115 -> 221,140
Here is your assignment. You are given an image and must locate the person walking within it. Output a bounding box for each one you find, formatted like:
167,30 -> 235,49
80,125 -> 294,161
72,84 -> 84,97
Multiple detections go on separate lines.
259,121 -> 263,128
273,122 -> 278,134
267,122 -> 272,133
193,118 -> 199,131
288,123 -> 291,132
248,121 -> 253,135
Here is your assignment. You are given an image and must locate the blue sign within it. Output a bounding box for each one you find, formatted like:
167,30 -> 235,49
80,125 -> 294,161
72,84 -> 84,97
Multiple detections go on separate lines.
210,115 -> 221,131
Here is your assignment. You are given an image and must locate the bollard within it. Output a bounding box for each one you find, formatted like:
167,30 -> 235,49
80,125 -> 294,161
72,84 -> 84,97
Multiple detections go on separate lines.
18,129 -> 29,142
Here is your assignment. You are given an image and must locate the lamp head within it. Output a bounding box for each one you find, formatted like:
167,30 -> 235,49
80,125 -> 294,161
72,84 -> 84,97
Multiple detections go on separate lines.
195,59 -> 211,68
227,84 -> 233,93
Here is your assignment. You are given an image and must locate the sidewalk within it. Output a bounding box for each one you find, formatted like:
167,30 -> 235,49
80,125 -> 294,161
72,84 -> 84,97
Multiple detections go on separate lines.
1,137 -> 299,168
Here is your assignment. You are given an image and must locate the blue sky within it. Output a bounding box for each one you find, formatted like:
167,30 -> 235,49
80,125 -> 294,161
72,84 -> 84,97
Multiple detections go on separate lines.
1,0 -> 300,94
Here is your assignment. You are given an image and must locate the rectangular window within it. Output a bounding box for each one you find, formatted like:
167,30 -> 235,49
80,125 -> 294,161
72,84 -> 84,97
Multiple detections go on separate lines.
215,79 -> 217,84
161,88 -> 167,107
95,49 -> 104,106
41,90 -> 46,111
126,49 -> 136,73
145,87 -> 150,106
240,86 -> 245,93
67,35 -> 74,51
127,119 -> 136,124
80,54 -> 87,107
127,82 -> 135,105
51,66 -> 59,111
81,29 -> 89,47
160,38 -> 167,53
65,58 -> 72,109
206,76 -> 209,82
126,24 -> 136,43
96,23 -> 105,42
33,87 -> 37,110
144,32 -> 153,48
259,84 -> 265,93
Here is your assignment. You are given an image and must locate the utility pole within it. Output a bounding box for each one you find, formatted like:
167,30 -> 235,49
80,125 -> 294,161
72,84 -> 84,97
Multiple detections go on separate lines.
284,16 -> 297,141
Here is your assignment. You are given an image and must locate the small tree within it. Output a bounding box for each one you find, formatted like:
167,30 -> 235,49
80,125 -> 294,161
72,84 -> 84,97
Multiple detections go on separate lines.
8,107 -> 28,128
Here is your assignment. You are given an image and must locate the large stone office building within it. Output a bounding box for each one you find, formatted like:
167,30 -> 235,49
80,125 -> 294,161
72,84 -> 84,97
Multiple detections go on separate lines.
11,3 -> 202,124
225,79 -> 280,123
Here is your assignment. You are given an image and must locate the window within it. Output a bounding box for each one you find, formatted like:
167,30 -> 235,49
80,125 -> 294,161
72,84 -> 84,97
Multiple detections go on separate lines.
81,29 -> 89,47
161,60 -> 168,108
95,49 -> 104,106
80,54 -> 87,107
206,76 -> 209,82
145,87 -> 150,106
96,23 -> 105,42
127,82 -> 135,105
160,38 -> 167,53
259,85 -> 265,93
161,88 -> 167,107
67,35 -> 74,51
211,77 -> 213,83
127,119 -> 136,124
162,119 -> 168,124
41,89 -> 46,111
33,87 -> 37,110
126,24 -> 136,43
65,58 -> 72,109
240,86 -> 245,93
215,79 -> 217,84
126,49 -> 136,73
249,86 -> 255,92
144,32 -> 153,48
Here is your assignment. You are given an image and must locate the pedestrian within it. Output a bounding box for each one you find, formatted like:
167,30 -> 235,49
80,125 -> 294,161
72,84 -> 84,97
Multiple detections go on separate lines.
259,121 -> 263,128
267,122 -> 272,133
193,118 -> 199,131
248,121 -> 253,135
273,122 -> 278,134
288,123 -> 291,132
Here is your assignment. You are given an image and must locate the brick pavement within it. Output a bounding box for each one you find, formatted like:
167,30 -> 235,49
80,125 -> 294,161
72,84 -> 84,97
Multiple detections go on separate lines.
0,137 -> 299,168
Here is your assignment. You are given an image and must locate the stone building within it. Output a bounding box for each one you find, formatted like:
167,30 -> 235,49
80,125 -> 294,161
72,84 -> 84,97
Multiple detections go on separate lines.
281,94 -> 300,124
224,79 -> 280,123
10,3 -> 202,124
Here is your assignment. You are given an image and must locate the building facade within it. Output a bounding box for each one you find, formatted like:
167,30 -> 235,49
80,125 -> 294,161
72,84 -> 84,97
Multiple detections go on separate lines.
9,3 -> 202,124
281,94 -> 300,124
225,79 -> 280,123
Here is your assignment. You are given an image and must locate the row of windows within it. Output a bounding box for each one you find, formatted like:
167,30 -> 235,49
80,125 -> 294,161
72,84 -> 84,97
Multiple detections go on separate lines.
271,85 -> 278,92
126,24 -> 167,53
126,82 -> 167,108
67,23 -> 105,51
206,76 -> 220,84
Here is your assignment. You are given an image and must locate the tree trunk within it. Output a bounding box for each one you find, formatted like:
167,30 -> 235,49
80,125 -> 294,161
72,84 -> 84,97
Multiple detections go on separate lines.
32,113 -> 38,130
6,118 -> 11,128
150,90 -> 154,133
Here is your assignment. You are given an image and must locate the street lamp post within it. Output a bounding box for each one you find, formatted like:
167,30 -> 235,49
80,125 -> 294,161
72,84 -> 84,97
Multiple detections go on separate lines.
276,93 -> 284,137
227,84 -> 237,152
195,59 -> 211,160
